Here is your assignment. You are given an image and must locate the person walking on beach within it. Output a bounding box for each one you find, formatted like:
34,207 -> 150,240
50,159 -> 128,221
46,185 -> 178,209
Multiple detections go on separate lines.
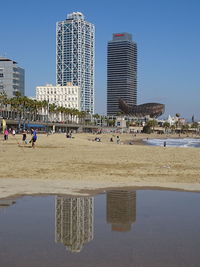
22,130 -> 27,144
116,136 -> 120,144
4,128 -> 9,141
29,129 -> 37,148
12,129 -> 16,136
164,141 -> 166,147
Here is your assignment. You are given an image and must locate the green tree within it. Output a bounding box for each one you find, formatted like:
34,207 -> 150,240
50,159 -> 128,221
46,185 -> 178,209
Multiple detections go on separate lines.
181,124 -> 189,134
143,124 -> 152,134
191,122 -> 199,134
107,119 -> 116,127
49,103 -> 57,121
170,124 -> 176,133
146,120 -> 157,133
163,122 -> 170,132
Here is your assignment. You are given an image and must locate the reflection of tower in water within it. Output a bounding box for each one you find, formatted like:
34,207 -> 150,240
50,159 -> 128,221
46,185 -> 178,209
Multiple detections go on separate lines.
55,196 -> 94,253
107,190 -> 136,232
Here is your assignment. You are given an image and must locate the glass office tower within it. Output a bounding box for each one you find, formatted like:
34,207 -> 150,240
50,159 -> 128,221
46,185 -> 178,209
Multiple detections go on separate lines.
107,33 -> 137,116
56,12 -> 95,113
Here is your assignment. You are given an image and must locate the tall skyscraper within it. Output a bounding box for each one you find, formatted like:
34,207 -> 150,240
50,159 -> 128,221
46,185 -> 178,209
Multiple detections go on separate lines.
56,12 -> 95,114
107,33 -> 137,116
0,57 -> 25,97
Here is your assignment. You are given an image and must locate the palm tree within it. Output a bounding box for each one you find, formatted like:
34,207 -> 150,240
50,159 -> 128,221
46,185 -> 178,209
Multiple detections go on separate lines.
49,103 -> 57,122
163,122 -> 170,133
191,122 -> 199,135
147,120 -> 157,133
92,113 -> 100,125
0,92 -> 9,118
56,106 -> 62,122
0,92 -> 8,107
40,100 -> 48,122
63,107 -> 70,123
78,111 -> 87,124
181,124 -> 189,134
170,124 -> 176,134
72,108 -> 79,123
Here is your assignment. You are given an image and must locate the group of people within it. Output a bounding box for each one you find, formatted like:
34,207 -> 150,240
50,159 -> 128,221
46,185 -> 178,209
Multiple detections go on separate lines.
3,128 -> 37,148
3,128 -> 16,140
110,135 -> 120,144
66,131 -> 72,139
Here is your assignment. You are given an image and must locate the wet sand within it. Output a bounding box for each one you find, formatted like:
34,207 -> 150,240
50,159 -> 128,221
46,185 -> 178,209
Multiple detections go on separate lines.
0,132 -> 200,198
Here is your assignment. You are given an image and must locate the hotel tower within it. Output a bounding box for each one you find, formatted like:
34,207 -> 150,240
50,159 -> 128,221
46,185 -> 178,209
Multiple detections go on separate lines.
107,33 -> 137,116
56,12 -> 95,113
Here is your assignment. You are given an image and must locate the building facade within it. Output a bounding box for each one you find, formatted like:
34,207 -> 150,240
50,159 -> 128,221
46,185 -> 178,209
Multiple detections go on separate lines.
107,33 -> 137,116
0,57 -> 25,97
56,12 -> 95,114
36,83 -> 80,110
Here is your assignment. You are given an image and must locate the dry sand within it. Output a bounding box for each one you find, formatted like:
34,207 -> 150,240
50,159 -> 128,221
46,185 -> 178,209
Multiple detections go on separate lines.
0,132 -> 200,198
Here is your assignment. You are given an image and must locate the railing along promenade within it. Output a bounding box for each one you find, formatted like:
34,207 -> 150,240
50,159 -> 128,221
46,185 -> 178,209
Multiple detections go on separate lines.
0,118 -> 103,132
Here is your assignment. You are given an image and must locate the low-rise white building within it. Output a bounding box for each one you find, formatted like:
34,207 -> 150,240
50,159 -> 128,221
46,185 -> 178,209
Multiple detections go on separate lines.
115,117 -> 127,128
36,83 -> 80,110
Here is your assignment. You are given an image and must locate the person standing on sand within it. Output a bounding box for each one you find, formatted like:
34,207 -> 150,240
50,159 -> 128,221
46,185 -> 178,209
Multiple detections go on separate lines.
22,130 -> 27,144
4,128 -> 9,141
164,141 -> 166,147
29,129 -> 37,148
116,136 -> 120,144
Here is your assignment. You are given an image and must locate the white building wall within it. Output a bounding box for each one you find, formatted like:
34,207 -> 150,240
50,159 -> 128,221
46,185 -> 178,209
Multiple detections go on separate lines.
36,84 -> 80,110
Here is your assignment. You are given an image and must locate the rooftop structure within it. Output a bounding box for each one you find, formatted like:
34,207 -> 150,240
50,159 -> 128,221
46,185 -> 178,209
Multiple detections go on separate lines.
119,98 -> 165,118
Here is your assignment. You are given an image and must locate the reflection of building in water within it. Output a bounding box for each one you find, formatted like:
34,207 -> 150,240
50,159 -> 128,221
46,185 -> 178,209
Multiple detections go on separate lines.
55,196 -> 94,253
0,199 -> 16,209
107,190 -> 136,232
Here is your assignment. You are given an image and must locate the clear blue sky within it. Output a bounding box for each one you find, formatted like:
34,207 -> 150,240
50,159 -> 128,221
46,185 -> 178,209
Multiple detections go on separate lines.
1,0 -> 200,119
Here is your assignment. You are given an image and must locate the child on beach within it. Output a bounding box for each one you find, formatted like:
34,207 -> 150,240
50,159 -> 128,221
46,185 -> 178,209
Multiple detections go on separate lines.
22,130 -> 27,144
4,129 -> 9,141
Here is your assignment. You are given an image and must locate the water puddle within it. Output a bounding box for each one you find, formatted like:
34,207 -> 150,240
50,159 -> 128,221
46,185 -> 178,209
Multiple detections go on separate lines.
0,190 -> 200,266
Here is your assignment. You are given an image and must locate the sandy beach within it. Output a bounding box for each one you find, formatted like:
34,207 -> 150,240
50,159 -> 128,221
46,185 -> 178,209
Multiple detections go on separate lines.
0,132 -> 200,198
